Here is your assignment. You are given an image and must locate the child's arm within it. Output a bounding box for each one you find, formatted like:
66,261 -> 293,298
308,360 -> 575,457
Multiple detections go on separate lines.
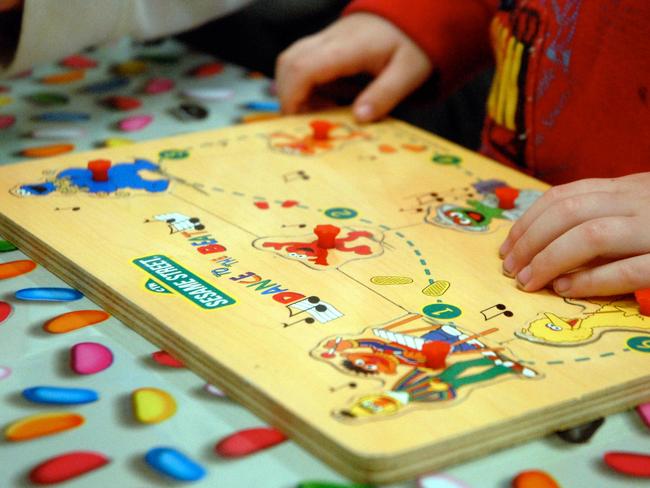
0,0 -> 21,11
0,0 -> 21,68
1,0 -> 252,77
500,173 -> 650,297
276,0 -> 498,122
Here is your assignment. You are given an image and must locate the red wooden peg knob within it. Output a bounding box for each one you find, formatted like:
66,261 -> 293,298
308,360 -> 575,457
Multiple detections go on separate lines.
310,120 -> 335,141
87,159 -> 111,182
634,288 -> 650,316
421,340 -> 451,369
314,224 -> 340,249
495,186 -> 520,210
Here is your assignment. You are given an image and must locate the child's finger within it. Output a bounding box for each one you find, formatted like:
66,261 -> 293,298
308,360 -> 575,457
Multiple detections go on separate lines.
275,37 -> 320,114
502,191 -> 634,277
516,216 -> 649,292
352,46 -> 431,122
552,253 -> 650,297
277,41 -> 372,115
500,177 -> 636,257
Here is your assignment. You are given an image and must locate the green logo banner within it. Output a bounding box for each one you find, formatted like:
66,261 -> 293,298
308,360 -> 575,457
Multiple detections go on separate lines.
134,255 -> 236,309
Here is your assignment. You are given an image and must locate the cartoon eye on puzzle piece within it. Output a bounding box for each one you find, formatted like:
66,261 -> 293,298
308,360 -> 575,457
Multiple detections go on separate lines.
145,212 -> 205,234
267,119 -> 370,156
252,227 -> 384,269
11,159 -> 169,198
284,296 -> 343,326
424,180 -> 543,232
427,203 -> 496,232
516,299 -> 650,346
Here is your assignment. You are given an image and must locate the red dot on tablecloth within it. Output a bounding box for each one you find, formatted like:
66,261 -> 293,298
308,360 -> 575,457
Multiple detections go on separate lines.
151,350 -> 185,368
29,451 -> 109,484
214,427 -> 287,458
604,451 -> 650,477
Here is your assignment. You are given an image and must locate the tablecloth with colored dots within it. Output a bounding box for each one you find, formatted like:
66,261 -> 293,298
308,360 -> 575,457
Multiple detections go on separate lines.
0,38 -> 278,165
0,37 -> 648,488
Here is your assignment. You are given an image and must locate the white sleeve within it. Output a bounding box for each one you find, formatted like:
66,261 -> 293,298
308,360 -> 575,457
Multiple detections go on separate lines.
2,0 -> 251,76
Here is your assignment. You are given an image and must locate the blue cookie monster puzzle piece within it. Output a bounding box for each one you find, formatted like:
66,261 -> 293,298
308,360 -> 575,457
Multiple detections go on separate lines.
19,159 -> 169,195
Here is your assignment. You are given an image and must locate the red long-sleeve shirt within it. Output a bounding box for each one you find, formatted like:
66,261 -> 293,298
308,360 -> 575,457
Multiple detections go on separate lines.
345,0 -> 650,185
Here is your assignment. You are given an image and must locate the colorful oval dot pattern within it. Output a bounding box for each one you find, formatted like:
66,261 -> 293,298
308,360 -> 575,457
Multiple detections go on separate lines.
22,386 -> 99,405
512,470 -> 560,488
132,387 -> 177,424
70,342 -> 114,374
0,300 -> 13,324
29,451 -> 110,485
0,366 -> 11,381
145,447 -> 206,481
5,412 -> 84,441
44,310 -> 109,333
0,260 -> 36,279
215,427 -> 287,458
15,287 -> 83,302
0,239 -> 18,252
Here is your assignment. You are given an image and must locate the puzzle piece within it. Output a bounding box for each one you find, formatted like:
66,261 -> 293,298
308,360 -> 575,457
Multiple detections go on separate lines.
253,227 -> 383,269
12,159 -> 169,197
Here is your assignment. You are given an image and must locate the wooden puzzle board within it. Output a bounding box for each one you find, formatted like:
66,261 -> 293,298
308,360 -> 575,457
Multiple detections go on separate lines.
1,110 -> 649,483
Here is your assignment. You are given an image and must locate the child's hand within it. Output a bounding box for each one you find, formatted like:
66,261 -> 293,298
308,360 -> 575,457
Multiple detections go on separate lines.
275,13 -> 432,122
499,173 -> 650,297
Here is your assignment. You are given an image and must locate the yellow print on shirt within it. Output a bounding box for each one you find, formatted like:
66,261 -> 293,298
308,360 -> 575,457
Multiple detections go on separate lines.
487,17 -> 525,131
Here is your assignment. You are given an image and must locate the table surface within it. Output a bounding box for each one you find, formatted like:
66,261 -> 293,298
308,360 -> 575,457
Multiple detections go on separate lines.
0,38 -> 646,488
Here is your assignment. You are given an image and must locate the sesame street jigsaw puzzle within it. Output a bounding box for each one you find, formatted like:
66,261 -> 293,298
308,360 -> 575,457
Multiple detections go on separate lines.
0,110 -> 648,483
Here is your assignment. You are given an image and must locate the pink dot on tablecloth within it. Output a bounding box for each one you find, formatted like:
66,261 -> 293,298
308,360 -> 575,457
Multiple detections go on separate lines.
0,366 -> 11,380
144,77 -> 175,94
636,403 -> 650,429
70,342 -> 113,374
118,114 -> 153,132
204,383 -> 226,398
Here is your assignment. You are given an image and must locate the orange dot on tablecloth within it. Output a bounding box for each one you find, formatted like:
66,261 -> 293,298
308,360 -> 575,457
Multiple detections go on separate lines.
44,310 -> 110,333
512,470 -> 560,488
5,412 -> 84,441
0,260 -> 36,279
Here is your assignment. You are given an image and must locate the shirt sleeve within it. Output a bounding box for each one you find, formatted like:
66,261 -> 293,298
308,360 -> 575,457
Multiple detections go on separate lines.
1,0 -> 252,77
344,0 -> 498,93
